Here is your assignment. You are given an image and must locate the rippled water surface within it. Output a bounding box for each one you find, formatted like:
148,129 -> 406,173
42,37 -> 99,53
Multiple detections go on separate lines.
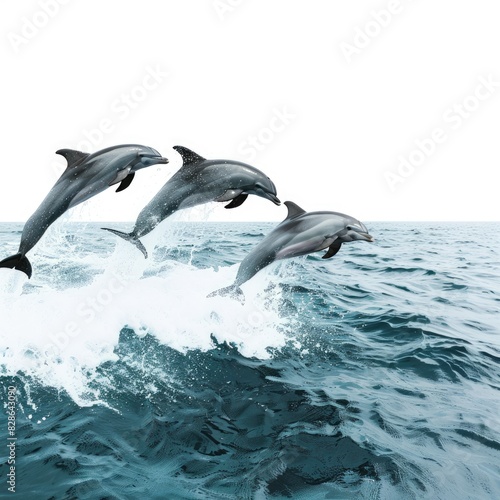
1,221 -> 499,499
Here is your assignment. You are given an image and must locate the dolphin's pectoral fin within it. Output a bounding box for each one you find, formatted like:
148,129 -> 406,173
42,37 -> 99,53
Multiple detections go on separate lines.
109,167 -> 132,187
225,193 -> 248,209
215,189 -> 243,202
284,201 -> 307,220
56,149 -> 90,169
322,240 -> 342,259
115,172 -> 135,192
0,253 -> 32,278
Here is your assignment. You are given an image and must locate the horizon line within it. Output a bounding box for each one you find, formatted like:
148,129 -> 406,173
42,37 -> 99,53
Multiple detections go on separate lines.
1,220 -> 499,224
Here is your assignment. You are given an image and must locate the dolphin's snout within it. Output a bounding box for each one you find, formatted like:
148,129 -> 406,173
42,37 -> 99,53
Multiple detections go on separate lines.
137,153 -> 169,166
265,193 -> 281,205
138,152 -> 169,164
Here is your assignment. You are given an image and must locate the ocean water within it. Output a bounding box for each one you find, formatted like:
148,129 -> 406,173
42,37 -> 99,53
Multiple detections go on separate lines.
1,220 -> 499,499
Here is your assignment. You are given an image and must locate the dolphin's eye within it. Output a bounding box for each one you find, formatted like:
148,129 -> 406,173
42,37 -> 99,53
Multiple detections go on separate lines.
346,226 -> 353,231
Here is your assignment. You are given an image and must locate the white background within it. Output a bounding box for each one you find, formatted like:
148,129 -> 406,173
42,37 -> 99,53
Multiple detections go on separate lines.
1,0 -> 499,222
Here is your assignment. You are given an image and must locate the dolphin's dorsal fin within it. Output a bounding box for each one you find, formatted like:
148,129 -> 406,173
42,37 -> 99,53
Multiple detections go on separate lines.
173,145 -> 206,166
56,149 -> 89,168
284,201 -> 306,220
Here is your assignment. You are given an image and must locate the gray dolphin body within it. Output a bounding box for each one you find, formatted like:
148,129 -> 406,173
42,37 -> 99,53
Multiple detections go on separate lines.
0,144 -> 168,278
208,201 -> 374,300
102,146 -> 281,258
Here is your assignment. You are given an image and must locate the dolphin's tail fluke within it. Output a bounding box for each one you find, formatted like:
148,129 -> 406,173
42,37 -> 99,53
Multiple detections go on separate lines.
101,228 -> 148,259
0,253 -> 32,278
207,285 -> 245,303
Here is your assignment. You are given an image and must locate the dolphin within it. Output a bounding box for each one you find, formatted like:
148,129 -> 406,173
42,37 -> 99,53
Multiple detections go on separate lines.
102,145 -> 281,258
208,201 -> 374,300
0,144 -> 168,278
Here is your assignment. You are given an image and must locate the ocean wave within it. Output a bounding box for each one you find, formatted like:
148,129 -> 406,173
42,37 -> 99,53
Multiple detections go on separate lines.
1,221 -> 499,498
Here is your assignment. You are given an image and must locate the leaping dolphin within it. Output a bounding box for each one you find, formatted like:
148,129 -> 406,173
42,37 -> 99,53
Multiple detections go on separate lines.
0,144 -> 168,278
208,201 -> 374,300
102,146 -> 281,258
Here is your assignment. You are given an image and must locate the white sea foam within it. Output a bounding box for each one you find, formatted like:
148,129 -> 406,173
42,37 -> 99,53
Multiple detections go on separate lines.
0,238 -> 289,405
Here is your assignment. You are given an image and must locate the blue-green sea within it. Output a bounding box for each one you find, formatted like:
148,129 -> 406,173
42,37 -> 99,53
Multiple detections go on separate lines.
1,221 -> 499,499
